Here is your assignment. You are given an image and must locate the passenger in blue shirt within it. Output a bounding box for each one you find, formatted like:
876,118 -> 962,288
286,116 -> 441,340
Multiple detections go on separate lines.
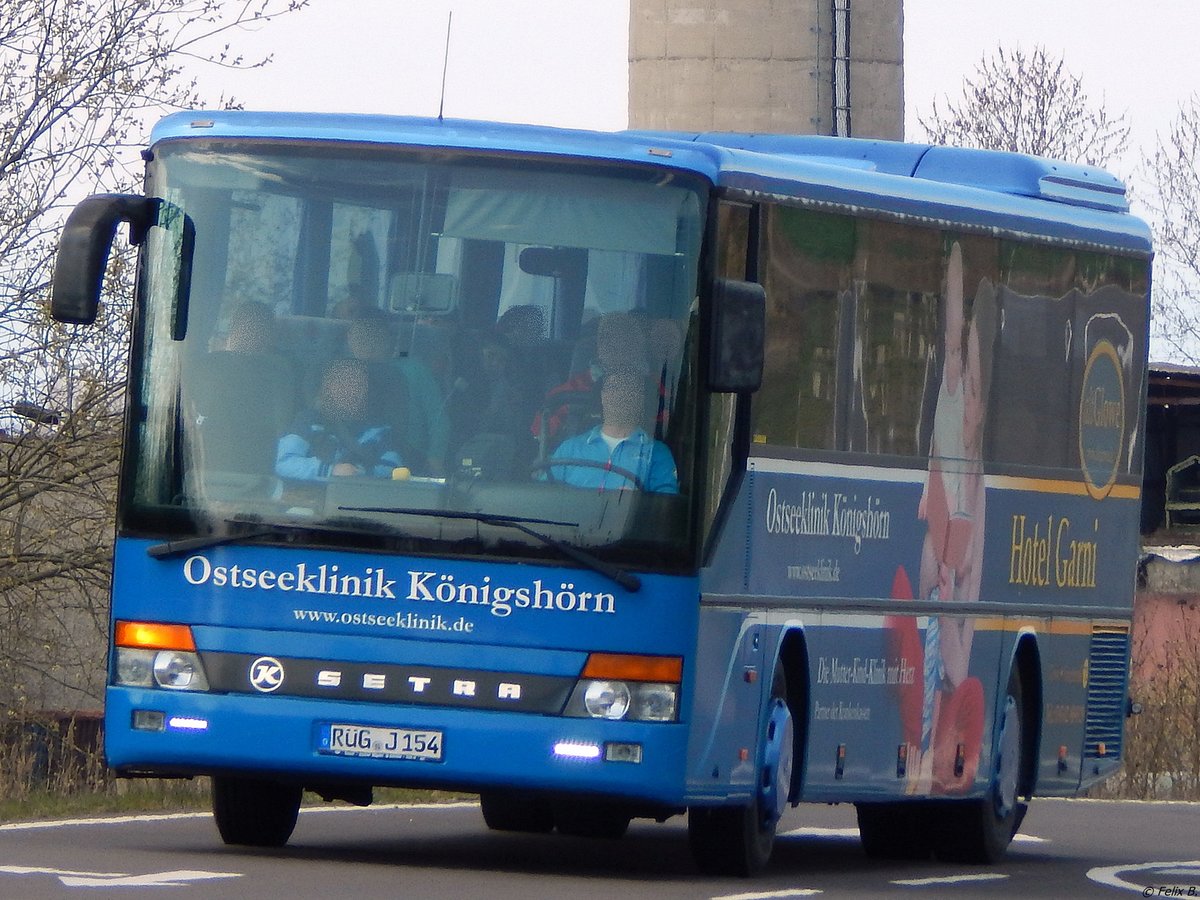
546,372 -> 678,494
276,358 -> 405,481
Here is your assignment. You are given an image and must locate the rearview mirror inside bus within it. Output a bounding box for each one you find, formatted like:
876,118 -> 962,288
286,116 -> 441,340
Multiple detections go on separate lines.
708,277 -> 765,393
518,246 -> 588,279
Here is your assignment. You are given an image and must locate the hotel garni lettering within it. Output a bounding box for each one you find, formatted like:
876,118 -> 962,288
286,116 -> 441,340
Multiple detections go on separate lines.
1008,514 -> 1098,588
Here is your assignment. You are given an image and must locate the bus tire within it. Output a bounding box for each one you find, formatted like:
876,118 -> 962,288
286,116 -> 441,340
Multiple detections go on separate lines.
479,790 -> 554,833
855,802 -> 932,860
211,776 -> 301,847
933,670 -> 1027,863
688,665 -> 793,876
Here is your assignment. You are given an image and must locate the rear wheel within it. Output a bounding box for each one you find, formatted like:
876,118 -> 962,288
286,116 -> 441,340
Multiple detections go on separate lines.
211,776 -> 302,847
479,790 -> 555,833
688,666 -> 795,876
933,671 -> 1027,863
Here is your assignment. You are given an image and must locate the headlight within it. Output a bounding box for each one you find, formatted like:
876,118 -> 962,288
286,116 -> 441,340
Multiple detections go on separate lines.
630,682 -> 677,722
116,648 -> 156,687
565,653 -> 682,722
584,681 -> 631,719
568,680 -> 679,722
115,647 -> 209,691
153,650 -> 209,690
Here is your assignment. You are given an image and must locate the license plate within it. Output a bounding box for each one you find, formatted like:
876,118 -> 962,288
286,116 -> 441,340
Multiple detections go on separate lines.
319,723 -> 443,761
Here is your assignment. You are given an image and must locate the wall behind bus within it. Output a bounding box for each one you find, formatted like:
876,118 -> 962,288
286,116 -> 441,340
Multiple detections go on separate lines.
628,0 -> 904,138
1125,556 -> 1200,800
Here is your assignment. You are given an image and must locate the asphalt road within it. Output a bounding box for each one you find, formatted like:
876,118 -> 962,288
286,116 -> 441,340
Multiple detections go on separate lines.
1,797 -> 1198,898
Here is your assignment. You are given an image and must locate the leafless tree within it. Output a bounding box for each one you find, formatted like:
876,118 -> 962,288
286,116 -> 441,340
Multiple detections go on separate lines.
1139,94 -> 1200,362
916,45 -> 1130,169
0,0 -> 306,725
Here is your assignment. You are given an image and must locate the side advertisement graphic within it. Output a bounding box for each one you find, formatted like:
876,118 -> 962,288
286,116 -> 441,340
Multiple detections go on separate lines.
743,241 -> 1138,798
1079,338 -> 1126,500
902,245 -> 991,795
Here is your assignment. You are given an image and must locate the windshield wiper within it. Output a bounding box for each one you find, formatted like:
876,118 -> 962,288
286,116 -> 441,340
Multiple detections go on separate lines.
146,518 -> 363,560
338,506 -> 642,593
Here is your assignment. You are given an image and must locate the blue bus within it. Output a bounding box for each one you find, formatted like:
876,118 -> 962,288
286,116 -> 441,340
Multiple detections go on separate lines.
51,112 -> 1150,876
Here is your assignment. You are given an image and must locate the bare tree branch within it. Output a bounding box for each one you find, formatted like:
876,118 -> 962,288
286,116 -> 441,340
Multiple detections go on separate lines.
0,0 -> 307,714
916,45 -> 1130,169
1139,93 -> 1200,362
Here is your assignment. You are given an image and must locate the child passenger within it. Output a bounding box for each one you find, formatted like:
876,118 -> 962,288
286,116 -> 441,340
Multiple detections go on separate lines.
276,358 -> 405,481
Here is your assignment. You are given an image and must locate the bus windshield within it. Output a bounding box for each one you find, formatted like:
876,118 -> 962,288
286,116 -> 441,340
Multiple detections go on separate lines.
128,140 -> 707,572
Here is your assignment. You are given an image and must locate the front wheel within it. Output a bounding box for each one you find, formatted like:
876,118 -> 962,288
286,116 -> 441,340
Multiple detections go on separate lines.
933,671 -> 1028,863
211,776 -> 302,847
688,666 -> 794,876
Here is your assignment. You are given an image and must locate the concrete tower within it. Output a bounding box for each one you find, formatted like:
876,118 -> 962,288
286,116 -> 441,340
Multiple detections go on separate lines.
628,0 -> 904,139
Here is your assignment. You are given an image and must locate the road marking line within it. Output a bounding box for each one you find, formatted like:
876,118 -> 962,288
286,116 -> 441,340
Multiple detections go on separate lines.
779,827 -> 858,838
711,890 -> 822,900
0,801 -> 479,831
59,869 -> 241,887
778,827 -> 1047,845
301,801 -> 479,815
1040,798 -> 1200,806
892,873 -> 1008,886
1087,860 -> 1200,893
0,866 -> 128,878
0,812 -> 211,831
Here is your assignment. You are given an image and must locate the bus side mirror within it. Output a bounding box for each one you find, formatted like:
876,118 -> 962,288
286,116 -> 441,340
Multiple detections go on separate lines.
708,278 -> 765,393
51,194 -> 158,325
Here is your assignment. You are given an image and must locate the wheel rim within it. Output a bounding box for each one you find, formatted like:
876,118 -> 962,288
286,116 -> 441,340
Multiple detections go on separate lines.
759,697 -> 794,826
993,693 -> 1020,819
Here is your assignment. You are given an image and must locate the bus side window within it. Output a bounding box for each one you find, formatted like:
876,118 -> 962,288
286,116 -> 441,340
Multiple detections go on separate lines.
849,221 -> 944,457
751,205 -> 850,451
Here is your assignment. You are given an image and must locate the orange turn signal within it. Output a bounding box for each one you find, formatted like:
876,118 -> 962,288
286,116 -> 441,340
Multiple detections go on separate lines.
581,653 -> 682,683
114,621 -> 196,651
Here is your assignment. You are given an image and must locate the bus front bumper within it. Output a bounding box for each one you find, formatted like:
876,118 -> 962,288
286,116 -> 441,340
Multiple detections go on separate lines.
104,687 -> 690,806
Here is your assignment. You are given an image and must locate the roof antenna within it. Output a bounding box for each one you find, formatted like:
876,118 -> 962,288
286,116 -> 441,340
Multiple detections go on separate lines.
438,11 -> 453,121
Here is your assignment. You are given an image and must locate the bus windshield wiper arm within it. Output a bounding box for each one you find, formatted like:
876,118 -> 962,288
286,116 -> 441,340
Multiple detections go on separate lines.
147,519 -> 350,560
338,506 -> 642,592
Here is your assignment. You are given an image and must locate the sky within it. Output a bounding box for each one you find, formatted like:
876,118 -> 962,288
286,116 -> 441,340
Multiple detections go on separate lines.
187,0 -> 1196,360
903,0 -> 1197,184
194,0 -> 1198,183
201,1 -> 631,129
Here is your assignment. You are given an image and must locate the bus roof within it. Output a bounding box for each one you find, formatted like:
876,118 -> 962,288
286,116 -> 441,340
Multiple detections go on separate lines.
149,111 -> 1152,255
